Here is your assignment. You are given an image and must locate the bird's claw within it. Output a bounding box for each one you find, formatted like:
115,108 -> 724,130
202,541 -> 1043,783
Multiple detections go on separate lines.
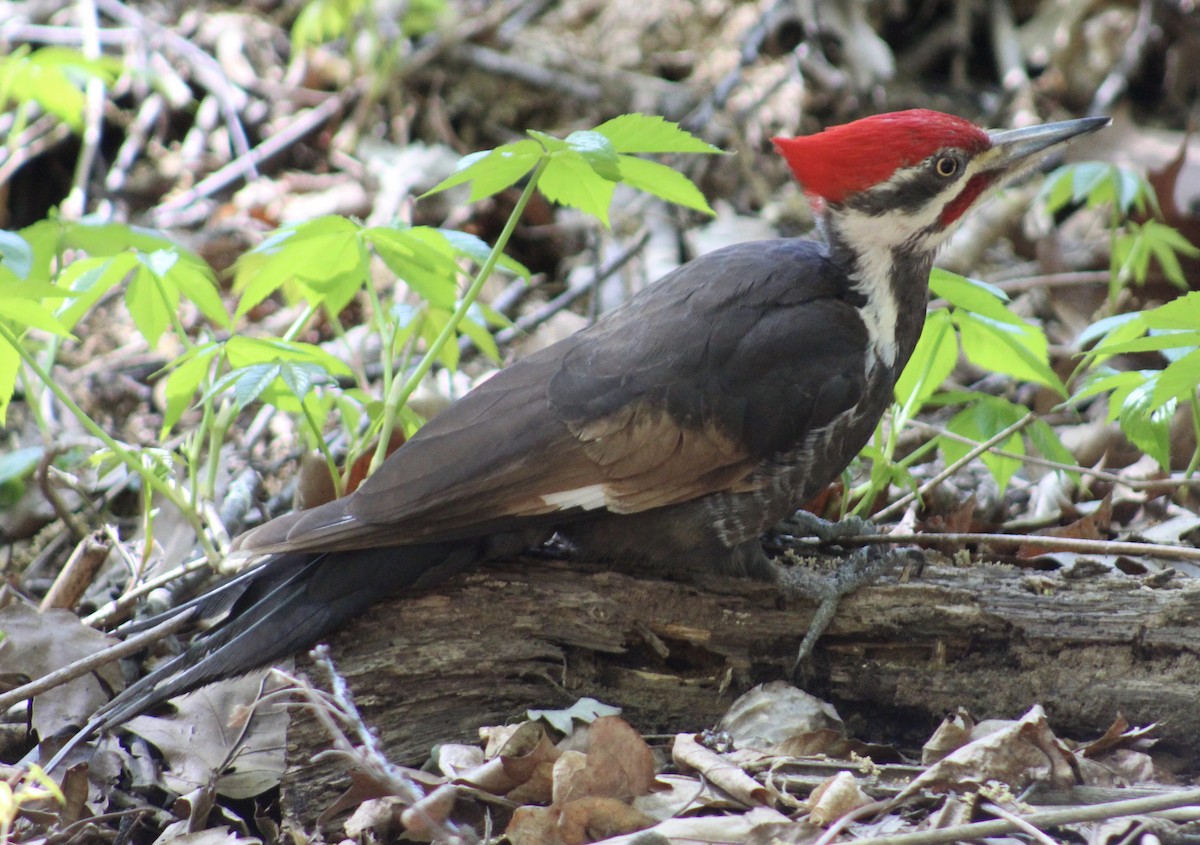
777,510 -> 877,546
777,544 -> 919,677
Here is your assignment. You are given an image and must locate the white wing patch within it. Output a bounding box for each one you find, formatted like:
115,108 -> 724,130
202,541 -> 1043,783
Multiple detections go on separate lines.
540,483 -> 611,511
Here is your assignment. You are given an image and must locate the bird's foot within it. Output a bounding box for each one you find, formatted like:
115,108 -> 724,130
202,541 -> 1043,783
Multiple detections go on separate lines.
775,509 -> 876,546
773,520 -> 918,676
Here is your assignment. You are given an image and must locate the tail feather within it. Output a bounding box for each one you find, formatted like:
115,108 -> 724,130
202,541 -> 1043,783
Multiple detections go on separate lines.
89,541 -> 479,736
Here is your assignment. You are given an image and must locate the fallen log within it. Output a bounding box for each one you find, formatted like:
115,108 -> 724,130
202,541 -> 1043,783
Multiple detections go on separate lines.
281,555 -> 1200,824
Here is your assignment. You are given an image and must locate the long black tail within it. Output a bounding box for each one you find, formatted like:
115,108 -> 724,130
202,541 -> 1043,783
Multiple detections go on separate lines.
46,541 -> 481,768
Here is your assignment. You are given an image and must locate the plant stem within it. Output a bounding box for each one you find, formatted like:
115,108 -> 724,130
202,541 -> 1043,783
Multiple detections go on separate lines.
0,322 -> 219,563
369,156 -> 550,474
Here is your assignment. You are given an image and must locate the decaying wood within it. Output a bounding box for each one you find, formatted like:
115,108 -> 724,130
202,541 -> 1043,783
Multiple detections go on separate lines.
281,555 -> 1200,824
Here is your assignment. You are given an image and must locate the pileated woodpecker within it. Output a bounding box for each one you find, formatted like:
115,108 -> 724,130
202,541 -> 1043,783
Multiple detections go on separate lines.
54,109 -> 1107,754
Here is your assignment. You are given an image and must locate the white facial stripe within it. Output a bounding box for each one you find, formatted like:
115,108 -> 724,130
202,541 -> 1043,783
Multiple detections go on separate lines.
831,155 -> 988,371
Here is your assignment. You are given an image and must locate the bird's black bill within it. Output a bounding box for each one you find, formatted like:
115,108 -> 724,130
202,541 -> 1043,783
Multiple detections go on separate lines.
985,116 -> 1110,171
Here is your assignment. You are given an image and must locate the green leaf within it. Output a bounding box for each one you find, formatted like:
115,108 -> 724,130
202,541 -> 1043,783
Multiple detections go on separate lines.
0,341 -> 15,425
159,343 -> 221,434
1091,330 -> 1200,357
210,362 -> 281,410
1076,311 -> 1145,351
366,227 -> 460,310
524,129 -> 567,153
1026,418 -> 1078,474
1142,291 -> 1200,331
539,151 -> 616,225
1151,348 -> 1200,410
459,305 -> 501,363
593,114 -> 723,154
929,269 -> 1016,324
291,0 -> 355,49
1073,162 -> 1114,209
617,156 -> 715,215
420,307 -> 459,370
894,308 -> 956,409
125,260 -> 173,347
0,299 -> 74,337
1039,166 -> 1076,215
437,228 -> 531,280
954,311 -> 1065,395
235,217 -> 366,317
941,396 -> 1025,492
422,140 -> 542,200
224,336 -> 351,376
1118,382 -> 1174,469
565,130 -> 621,181
168,254 -> 230,328
0,231 -> 33,279
64,252 -> 141,333
1071,369 -> 1148,419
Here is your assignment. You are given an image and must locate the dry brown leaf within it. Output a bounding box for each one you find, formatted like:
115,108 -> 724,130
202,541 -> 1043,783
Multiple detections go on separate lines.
583,806 -> 796,844
922,708 -> 975,765
556,796 -> 655,844
344,795 -> 405,840
805,771 -> 872,826
399,785 -> 460,840
318,766 -> 442,829
506,804 -> 564,845
718,682 -> 843,749
553,716 -> 655,805
0,604 -> 123,741
1019,493 -> 1113,558
773,729 -> 902,763
124,670 -> 287,799
672,733 -> 770,807
632,773 -> 745,820
506,760 -> 557,805
499,722 -> 562,785
898,705 -> 1077,799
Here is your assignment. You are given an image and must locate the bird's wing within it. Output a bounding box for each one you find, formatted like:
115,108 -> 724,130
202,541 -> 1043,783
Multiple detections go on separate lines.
235,240 -> 870,554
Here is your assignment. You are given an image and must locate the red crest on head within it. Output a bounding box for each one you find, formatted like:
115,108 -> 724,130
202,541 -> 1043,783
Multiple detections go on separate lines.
772,110 -> 991,204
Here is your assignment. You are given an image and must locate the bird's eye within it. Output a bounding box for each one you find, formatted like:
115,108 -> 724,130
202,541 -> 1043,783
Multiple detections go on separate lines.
935,156 -> 959,178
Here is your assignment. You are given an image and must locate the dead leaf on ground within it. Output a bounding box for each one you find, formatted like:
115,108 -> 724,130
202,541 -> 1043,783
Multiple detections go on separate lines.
718,681 -> 843,749
899,705 -> 1078,799
805,771 -> 873,826
672,732 -> 770,807
123,670 -> 286,799
0,603 -> 123,741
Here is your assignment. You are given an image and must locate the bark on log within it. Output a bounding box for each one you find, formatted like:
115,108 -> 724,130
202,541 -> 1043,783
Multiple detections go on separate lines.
281,555 -> 1200,826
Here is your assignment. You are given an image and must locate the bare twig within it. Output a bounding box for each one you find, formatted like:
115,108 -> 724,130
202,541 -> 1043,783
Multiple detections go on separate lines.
845,786 -> 1200,845
830,529 -> 1200,562
875,412 -> 1036,521
83,555 -> 212,627
491,228 -> 652,346
60,0 -> 106,220
909,418 -> 1200,491
39,531 -> 112,612
1091,0 -> 1158,115
0,116 -> 72,188
94,0 -> 254,162
0,612 -> 192,713
148,89 -> 355,227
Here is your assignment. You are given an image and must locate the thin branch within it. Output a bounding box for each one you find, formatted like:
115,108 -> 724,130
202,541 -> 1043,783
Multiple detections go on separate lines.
829,529 -> 1200,562
908,418 -> 1200,490
845,785 -> 1200,845
0,612 -> 192,713
93,0 -> 254,161
148,89 -> 355,227
491,228 -> 652,346
83,556 -> 212,627
875,412 -> 1035,521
